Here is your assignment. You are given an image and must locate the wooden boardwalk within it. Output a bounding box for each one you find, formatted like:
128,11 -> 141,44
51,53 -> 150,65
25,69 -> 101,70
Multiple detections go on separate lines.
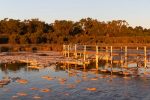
62,44 -> 150,75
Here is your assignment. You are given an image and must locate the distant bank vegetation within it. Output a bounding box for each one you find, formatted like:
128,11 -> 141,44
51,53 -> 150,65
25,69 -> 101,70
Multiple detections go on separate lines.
0,18 -> 150,45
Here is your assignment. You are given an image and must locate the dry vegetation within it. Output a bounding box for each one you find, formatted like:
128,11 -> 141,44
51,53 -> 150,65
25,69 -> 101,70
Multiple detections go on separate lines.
0,18 -> 150,51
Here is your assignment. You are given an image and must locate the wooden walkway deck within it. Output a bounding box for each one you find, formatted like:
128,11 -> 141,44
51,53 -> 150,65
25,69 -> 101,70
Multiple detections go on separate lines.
61,44 -> 150,75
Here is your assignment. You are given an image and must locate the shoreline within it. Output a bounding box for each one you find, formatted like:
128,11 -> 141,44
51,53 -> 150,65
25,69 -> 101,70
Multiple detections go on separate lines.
0,43 -> 150,53
0,51 -> 63,67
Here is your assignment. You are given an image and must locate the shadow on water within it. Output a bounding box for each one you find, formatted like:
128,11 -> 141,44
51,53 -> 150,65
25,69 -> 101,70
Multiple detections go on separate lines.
0,63 -> 27,72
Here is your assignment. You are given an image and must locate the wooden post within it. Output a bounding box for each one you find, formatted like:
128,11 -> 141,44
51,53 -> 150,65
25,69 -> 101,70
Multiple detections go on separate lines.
136,47 -> 139,67
83,45 -> 86,69
26,56 -> 29,72
110,46 -> 113,75
84,45 -> 86,62
144,46 -> 147,71
120,47 -> 123,71
136,47 -> 139,51
64,45 -> 66,57
136,47 -> 139,57
110,46 -> 112,64
125,46 -> 127,68
86,45 -> 88,59
65,45 -> 67,57
106,46 -> 108,52
63,45 -> 66,57
106,46 -> 108,63
96,46 -> 99,70
120,46 -> 123,64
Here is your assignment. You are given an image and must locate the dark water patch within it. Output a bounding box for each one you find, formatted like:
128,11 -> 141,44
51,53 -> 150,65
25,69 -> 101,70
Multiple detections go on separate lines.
36,53 -> 49,56
0,62 -> 27,72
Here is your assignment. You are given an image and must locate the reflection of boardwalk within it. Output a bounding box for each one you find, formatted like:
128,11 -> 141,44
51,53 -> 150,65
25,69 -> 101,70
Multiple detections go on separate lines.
62,44 -> 150,75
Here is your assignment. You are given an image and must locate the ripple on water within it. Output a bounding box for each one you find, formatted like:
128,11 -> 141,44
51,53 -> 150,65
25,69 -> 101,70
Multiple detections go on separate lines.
0,63 -> 150,100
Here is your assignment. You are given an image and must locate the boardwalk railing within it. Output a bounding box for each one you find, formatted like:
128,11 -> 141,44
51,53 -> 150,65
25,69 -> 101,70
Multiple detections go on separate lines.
62,44 -> 150,72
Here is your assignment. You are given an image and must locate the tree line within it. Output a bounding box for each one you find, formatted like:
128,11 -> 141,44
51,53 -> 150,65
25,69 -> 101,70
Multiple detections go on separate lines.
0,18 -> 150,45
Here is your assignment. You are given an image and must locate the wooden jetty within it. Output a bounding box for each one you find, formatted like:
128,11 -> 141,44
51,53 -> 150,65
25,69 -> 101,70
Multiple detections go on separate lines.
62,44 -> 150,75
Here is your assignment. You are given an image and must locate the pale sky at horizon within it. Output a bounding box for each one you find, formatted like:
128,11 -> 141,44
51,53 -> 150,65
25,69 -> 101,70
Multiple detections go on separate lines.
0,0 -> 150,28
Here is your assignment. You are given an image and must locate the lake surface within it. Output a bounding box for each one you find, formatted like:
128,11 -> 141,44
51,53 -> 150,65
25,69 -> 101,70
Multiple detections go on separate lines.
0,63 -> 150,100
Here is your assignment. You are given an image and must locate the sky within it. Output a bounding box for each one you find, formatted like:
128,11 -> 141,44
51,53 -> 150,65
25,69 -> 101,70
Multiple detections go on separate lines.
0,0 -> 150,28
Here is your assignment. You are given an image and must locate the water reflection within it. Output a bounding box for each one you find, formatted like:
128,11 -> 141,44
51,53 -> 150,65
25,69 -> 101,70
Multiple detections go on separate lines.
0,63 -> 27,72
0,63 -> 27,88
0,62 -> 150,100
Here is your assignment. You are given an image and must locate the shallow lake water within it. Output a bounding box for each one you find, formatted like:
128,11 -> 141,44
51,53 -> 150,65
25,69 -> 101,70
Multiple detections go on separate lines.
0,63 -> 150,100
